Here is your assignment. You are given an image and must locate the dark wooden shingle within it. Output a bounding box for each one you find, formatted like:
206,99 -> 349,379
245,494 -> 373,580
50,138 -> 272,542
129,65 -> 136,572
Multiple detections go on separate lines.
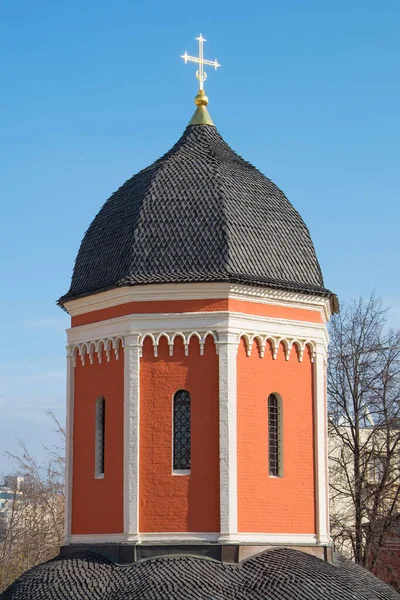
2,548 -> 398,599
59,125 -> 333,306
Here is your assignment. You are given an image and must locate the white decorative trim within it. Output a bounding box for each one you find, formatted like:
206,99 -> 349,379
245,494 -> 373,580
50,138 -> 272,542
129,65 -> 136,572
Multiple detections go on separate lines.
218,332 -> 238,538
139,330 -> 218,357
64,282 -> 331,322
231,533 -> 319,545
317,533 -> 331,545
313,344 -> 330,544
68,533 -> 141,544
64,347 -> 74,542
67,532 -> 220,545
70,336 -> 124,366
236,333 -> 316,362
124,334 -> 141,541
67,312 -> 328,353
229,313 -> 328,345
139,532 -> 219,543
66,532 -> 324,545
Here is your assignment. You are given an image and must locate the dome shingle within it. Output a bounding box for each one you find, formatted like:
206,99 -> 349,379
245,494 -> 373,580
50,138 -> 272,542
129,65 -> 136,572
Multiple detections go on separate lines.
59,124 -> 332,306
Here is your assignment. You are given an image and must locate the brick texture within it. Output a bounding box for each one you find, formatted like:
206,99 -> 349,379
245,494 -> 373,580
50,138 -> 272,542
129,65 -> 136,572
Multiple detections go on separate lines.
237,339 -> 315,533
139,336 -> 220,533
72,345 -> 124,534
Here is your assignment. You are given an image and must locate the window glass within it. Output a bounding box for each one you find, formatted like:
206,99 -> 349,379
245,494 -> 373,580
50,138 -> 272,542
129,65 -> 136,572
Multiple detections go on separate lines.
268,393 -> 280,477
95,397 -> 105,477
173,390 -> 191,472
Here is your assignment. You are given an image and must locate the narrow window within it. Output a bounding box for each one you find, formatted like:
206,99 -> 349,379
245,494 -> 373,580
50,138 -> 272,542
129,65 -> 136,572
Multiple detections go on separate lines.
95,397 -> 105,478
268,393 -> 282,477
173,390 -> 191,473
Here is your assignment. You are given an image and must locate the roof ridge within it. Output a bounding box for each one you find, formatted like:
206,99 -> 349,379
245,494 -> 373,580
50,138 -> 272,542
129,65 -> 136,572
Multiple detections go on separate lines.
203,129 -> 231,273
119,132 -> 190,285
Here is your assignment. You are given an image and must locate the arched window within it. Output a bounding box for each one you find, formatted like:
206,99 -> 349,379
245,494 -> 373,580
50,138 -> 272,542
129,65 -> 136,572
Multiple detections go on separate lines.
268,393 -> 282,477
95,397 -> 105,478
173,390 -> 191,473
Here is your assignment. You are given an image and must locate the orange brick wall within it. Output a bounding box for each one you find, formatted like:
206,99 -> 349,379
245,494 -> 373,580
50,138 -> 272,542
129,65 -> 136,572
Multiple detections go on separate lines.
139,335 -> 220,533
228,299 -> 323,324
72,345 -> 124,534
71,297 -> 323,327
72,298 -> 229,327
237,339 -> 316,533
69,294 -> 322,537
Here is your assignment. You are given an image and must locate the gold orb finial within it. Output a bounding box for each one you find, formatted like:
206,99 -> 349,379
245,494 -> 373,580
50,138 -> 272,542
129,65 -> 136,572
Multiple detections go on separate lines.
195,90 -> 208,106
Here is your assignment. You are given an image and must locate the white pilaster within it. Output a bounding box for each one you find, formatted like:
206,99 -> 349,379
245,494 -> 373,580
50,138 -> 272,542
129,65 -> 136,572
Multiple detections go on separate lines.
123,334 -> 141,540
313,343 -> 330,544
218,331 -> 238,541
64,346 -> 74,543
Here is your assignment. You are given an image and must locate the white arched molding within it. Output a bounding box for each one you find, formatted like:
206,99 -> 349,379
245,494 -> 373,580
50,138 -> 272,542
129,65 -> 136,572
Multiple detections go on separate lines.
71,336 -> 124,366
64,346 -> 74,543
236,333 -> 317,362
313,343 -> 330,544
218,331 -> 238,542
138,330 -> 218,357
123,334 -> 141,541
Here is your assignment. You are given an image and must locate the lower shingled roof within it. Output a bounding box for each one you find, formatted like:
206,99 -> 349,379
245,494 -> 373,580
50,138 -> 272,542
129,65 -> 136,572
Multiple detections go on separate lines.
1,548 -> 398,600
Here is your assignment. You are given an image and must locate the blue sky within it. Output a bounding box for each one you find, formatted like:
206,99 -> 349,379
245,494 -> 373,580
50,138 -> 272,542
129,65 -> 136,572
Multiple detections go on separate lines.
0,0 -> 399,473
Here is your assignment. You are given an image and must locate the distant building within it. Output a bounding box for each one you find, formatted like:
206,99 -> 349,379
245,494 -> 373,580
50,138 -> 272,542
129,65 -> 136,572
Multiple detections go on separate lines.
369,514 -> 400,591
0,477 -> 23,540
329,424 -> 400,559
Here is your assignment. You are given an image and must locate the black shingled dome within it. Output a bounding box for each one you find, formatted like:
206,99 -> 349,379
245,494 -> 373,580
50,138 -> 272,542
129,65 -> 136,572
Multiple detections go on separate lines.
59,124 -> 334,305
1,548 -> 398,600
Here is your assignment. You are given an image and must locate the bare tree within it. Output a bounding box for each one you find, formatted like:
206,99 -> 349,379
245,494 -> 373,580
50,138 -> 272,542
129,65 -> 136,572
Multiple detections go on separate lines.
328,293 -> 400,582
0,411 -> 65,592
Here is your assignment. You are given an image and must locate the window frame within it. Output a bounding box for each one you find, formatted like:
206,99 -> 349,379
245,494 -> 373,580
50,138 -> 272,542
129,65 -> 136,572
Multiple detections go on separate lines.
268,393 -> 284,478
172,389 -> 191,476
95,396 -> 105,479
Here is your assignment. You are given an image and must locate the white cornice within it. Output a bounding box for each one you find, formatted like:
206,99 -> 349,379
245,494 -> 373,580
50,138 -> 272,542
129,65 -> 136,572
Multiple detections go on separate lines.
229,285 -> 331,322
66,310 -> 329,348
67,311 -> 329,368
64,283 -> 332,321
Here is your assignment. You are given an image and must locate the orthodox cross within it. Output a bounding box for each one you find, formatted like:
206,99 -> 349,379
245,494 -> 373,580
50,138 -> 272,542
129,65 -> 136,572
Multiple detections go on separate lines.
181,34 -> 221,90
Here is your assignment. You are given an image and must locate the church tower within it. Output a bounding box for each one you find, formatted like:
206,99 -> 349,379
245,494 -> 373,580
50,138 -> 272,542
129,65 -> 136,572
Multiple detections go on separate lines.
59,35 -> 338,563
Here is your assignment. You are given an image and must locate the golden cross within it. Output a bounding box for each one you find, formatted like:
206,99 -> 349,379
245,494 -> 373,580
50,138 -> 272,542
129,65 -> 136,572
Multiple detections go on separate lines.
181,34 -> 221,91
